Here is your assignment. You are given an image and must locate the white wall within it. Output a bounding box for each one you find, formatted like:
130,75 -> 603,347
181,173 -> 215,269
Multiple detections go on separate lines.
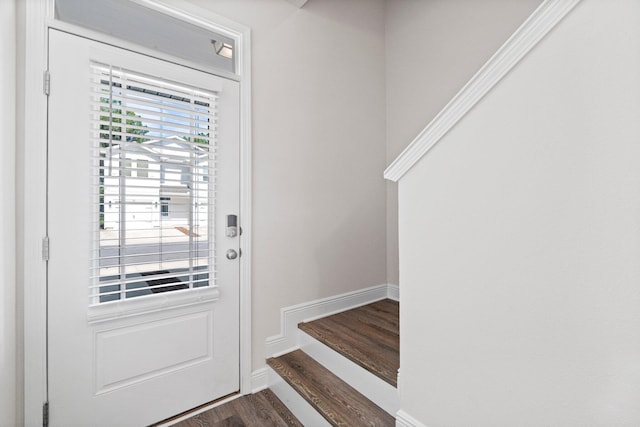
398,0 -> 640,425
186,0 -> 388,370
385,0 -> 543,285
0,1 -> 17,426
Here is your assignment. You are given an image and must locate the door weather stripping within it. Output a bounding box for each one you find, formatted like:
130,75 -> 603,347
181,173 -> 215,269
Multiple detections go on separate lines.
43,70 -> 50,96
42,236 -> 50,262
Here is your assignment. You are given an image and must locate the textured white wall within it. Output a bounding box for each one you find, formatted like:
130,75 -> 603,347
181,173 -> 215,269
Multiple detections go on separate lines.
0,1 -> 17,426
385,0 -> 543,285
398,0 -> 640,424
187,0 -> 388,371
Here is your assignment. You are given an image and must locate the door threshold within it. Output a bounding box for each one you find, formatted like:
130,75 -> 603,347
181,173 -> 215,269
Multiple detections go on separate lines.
151,391 -> 241,427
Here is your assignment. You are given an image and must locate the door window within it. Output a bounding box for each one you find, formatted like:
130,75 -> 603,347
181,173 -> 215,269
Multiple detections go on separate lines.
91,63 -> 217,304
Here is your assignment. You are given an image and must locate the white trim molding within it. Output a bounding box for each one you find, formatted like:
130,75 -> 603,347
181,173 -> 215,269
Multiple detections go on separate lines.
387,283 -> 399,301
87,287 -> 221,323
383,0 -> 582,182
265,284 -> 397,358
396,410 -> 429,427
22,1 -> 51,424
250,368 -> 269,393
0,1 -> 17,425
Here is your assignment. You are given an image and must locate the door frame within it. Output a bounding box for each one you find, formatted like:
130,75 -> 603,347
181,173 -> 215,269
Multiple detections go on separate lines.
22,2 -> 252,424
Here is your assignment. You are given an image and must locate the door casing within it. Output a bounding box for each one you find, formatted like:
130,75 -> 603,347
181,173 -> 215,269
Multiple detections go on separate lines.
22,2 -> 252,424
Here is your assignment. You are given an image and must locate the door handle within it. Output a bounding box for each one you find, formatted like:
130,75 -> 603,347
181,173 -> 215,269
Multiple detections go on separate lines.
226,249 -> 238,260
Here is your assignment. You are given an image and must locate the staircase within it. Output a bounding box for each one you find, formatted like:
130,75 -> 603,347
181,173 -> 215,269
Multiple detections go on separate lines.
267,299 -> 399,426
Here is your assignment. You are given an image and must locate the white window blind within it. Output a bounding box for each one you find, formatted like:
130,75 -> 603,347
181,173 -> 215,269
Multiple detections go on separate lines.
90,63 -> 218,305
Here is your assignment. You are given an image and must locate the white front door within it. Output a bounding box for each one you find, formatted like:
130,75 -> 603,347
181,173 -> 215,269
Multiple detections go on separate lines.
47,29 -> 240,426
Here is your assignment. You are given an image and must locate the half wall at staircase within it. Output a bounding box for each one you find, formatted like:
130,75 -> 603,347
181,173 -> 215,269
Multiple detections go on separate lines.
392,0 -> 640,425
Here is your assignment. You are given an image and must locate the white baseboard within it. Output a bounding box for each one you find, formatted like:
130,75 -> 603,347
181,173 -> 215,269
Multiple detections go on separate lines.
387,283 -> 399,301
265,284 -> 398,358
250,367 -> 268,393
396,409 -> 428,427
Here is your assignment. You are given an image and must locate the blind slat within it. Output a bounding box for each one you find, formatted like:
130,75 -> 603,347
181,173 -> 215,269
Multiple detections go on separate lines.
92,64 -> 218,101
89,94 -> 217,120
95,136 -> 218,154
91,271 -> 212,288
89,109 -> 216,133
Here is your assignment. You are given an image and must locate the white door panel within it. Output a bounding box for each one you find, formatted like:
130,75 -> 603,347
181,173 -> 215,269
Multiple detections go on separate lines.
47,30 -> 240,426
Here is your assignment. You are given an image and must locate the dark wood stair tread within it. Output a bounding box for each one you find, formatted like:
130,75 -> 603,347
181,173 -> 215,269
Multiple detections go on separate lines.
267,350 -> 394,427
211,415 -> 245,427
298,299 -> 399,387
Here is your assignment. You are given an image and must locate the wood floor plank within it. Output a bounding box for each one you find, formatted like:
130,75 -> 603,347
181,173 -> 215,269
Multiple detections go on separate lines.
366,299 -> 399,312
267,350 -> 394,427
342,305 -> 399,334
298,299 -> 399,387
361,300 -> 399,323
171,390 -> 301,427
210,416 -> 245,427
255,388 -> 303,427
330,311 -> 399,349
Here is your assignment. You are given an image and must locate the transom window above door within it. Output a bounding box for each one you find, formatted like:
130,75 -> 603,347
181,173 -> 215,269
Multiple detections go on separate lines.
55,0 -> 236,74
90,63 -> 218,305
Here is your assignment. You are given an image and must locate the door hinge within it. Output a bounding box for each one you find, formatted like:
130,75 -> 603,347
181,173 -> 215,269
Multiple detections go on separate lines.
43,70 -> 50,96
42,401 -> 49,427
42,236 -> 50,262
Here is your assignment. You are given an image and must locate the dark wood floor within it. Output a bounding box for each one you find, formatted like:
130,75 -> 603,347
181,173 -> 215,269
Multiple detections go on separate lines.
298,299 -> 399,387
171,299 -> 399,427
171,389 -> 302,427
